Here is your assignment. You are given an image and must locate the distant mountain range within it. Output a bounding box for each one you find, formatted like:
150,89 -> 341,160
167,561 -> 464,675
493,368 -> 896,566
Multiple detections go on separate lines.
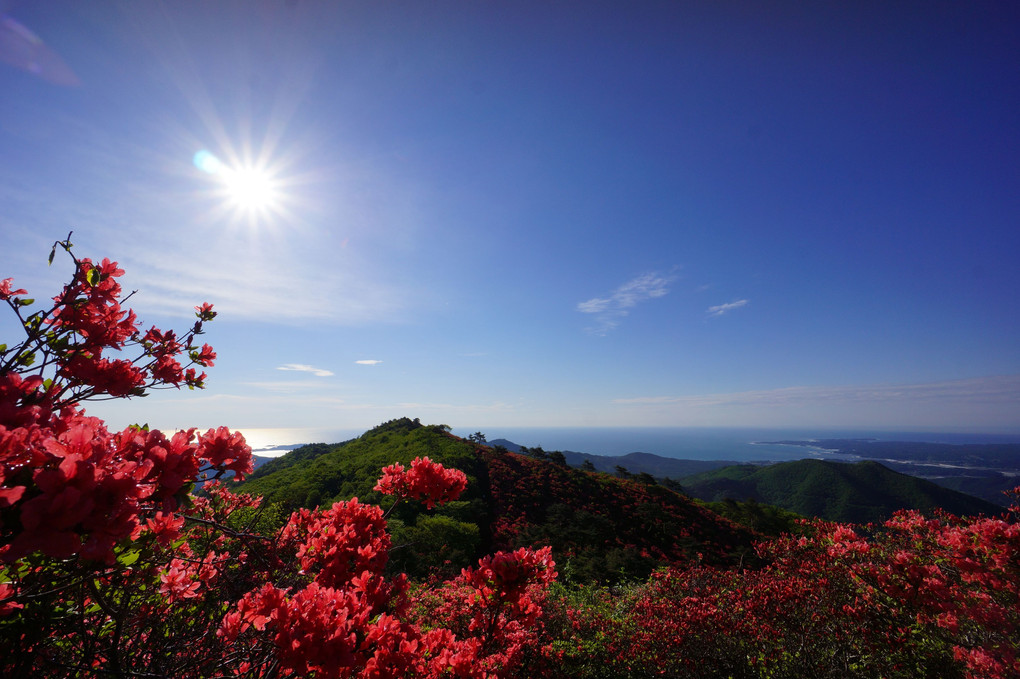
490,436 -> 1018,509
486,439 -> 738,478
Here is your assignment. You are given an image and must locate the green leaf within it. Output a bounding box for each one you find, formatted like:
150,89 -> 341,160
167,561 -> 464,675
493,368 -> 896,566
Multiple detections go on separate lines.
48,247 -> 56,265
85,267 -> 100,287
16,298 -> 34,306
117,549 -> 141,567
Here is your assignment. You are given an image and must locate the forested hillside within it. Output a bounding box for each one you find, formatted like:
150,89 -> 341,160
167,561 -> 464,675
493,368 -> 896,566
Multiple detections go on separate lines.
235,417 -> 759,582
678,459 -> 1003,523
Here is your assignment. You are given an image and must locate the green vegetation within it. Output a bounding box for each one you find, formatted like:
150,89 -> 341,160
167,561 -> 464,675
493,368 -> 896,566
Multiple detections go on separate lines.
703,497 -> 806,537
236,418 -> 484,509
235,418 -> 760,583
679,458 -> 1002,523
234,418 -> 491,579
243,441 -> 354,482
235,421 -> 1005,585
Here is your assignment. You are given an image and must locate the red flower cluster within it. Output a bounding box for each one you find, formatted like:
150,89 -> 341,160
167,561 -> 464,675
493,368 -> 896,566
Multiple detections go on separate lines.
375,455 -> 468,509
0,416 -> 254,565
462,545 -> 558,607
2,239 -> 218,411
221,582 -> 423,679
219,466 -> 556,679
281,498 -> 393,589
563,507 -> 1020,679
409,546 -> 559,676
0,241 -> 250,567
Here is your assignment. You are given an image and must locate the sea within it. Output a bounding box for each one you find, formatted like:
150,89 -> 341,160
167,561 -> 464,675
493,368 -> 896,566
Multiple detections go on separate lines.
238,426 -> 1020,463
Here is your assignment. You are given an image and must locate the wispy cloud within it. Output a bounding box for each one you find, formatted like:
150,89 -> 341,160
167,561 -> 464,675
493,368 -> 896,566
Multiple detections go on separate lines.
707,299 -> 748,317
277,363 -> 334,377
243,380 -> 339,393
613,375 -> 1020,408
395,401 -> 513,413
577,272 -> 675,335
355,359 -> 382,366
120,246 -> 407,324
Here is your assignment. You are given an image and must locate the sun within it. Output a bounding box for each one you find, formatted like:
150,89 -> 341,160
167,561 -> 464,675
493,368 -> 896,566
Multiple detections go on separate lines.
193,150 -> 283,220
222,166 -> 278,212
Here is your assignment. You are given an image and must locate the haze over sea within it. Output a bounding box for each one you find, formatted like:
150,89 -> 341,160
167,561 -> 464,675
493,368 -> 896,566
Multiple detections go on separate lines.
240,426 -> 1020,462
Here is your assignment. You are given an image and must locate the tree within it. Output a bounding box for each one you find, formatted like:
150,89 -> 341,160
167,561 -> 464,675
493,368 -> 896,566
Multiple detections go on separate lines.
662,477 -> 684,493
636,472 -> 657,486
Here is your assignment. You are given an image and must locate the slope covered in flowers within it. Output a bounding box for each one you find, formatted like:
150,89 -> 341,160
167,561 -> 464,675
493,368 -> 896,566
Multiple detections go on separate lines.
480,447 -> 756,582
2,240 -> 1017,678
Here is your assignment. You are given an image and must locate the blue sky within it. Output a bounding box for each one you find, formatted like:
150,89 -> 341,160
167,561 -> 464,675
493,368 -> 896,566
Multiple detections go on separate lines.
2,1 -> 1018,435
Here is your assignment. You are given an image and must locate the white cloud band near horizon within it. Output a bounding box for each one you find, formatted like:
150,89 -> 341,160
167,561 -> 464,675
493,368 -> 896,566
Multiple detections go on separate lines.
610,375 -> 1020,429
276,363 -> 334,377
578,271 -> 676,335
356,359 -> 382,365
613,375 -> 1020,407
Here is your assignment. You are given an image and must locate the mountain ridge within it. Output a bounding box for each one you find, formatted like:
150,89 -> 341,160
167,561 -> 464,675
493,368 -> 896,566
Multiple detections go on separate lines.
678,458 -> 1003,523
491,436 -> 1013,512
234,419 -> 759,582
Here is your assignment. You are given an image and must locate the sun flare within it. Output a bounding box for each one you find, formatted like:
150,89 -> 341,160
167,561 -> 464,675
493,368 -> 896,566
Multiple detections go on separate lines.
193,149 -> 283,220
222,166 -> 278,212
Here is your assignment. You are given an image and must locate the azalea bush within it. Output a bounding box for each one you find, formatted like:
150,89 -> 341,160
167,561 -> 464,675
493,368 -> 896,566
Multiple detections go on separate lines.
0,239 -> 557,678
556,508 -> 1020,679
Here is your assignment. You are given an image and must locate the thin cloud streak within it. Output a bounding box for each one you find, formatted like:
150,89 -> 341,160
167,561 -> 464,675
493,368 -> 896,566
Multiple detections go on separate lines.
277,363 -> 334,377
707,299 -> 748,317
578,272 -> 675,335
356,360 -> 382,366
243,380 -> 340,393
395,401 -> 514,413
121,248 -> 406,324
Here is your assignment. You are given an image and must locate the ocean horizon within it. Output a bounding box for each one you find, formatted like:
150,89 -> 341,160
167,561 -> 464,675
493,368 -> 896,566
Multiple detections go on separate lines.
239,425 -> 1020,462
